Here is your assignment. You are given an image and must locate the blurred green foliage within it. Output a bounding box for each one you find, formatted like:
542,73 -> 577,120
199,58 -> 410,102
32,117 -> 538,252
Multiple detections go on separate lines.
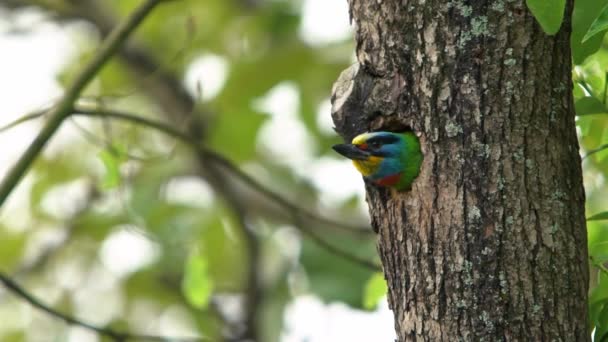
0,0 -> 376,341
363,273 -> 388,310
574,1 -> 608,340
2,0 -> 608,340
182,251 -> 214,309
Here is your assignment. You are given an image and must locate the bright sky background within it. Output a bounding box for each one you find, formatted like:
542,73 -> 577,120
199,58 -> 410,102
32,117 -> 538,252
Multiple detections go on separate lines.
0,1 -> 394,341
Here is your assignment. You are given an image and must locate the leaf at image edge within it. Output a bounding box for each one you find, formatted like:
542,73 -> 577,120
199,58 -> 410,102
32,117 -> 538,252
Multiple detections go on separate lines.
575,97 -> 608,116
363,272 -> 388,310
583,3 -> 608,42
526,0 -> 566,35
588,212 -> 608,221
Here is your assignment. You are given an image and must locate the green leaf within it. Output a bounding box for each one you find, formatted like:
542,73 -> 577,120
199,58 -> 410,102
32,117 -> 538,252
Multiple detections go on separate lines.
575,97 -> 608,116
585,144 -> 608,160
589,271 -> 608,332
590,272 -> 608,306
590,241 -> 608,264
583,3 -> 608,42
98,150 -> 121,189
595,304 -> 608,341
525,0 -> 566,35
97,144 -> 128,189
182,251 -> 214,309
572,0 -> 608,64
589,212 -> 608,221
0,228 -> 26,269
363,272 -> 388,310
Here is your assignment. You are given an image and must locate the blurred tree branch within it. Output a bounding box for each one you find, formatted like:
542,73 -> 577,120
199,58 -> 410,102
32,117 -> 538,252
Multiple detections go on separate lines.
13,182 -> 100,277
0,5 -> 380,340
584,143 -> 608,160
0,272 -> 206,342
2,0 -> 373,235
0,0 -> 166,208
0,105 -> 380,270
204,163 -> 262,341
2,0 -> 204,137
236,213 -> 262,341
0,104 -> 372,235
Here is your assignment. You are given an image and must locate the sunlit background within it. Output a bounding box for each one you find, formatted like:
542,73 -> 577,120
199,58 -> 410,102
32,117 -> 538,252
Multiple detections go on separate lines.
0,0 -> 395,341
1,0 -> 608,341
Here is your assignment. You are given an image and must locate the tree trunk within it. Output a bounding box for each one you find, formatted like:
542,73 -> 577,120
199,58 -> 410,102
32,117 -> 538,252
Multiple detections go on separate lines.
331,1 -> 589,340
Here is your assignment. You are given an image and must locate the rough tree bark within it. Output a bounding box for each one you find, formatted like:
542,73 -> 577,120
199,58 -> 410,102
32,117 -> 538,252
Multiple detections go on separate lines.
331,1 -> 588,340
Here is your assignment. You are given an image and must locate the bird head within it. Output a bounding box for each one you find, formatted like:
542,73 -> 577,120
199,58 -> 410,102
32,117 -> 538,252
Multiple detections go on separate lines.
332,131 -> 422,190
333,131 -> 403,160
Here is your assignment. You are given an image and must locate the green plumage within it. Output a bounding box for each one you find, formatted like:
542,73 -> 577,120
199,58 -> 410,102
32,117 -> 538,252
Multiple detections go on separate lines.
332,131 -> 423,191
395,132 -> 423,190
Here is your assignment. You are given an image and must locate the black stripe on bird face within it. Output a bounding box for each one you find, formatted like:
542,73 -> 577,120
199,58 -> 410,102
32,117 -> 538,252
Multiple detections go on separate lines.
366,134 -> 400,146
364,134 -> 400,156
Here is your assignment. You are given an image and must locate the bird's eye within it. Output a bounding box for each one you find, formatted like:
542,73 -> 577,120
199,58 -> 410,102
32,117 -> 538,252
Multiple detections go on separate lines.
369,141 -> 381,149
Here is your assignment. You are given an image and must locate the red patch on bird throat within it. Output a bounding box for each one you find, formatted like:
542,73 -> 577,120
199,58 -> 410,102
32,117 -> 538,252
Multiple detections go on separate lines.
376,173 -> 402,186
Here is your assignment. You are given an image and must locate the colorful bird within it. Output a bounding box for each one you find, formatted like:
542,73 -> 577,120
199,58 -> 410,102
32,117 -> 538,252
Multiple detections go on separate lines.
332,131 -> 422,191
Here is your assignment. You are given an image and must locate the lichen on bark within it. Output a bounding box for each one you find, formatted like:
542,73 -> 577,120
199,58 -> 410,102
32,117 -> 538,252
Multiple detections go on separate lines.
332,0 -> 589,340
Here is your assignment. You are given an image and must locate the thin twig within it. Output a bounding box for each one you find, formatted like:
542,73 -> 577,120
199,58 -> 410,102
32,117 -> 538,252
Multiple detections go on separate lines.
99,110 -> 372,235
0,0 -> 165,209
0,105 -> 373,236
584,143 -> 608,160
204,161 -> 262,340
4,0 -> 373,236
1,105 -> 379,269
99,15 -> 197,100
71,109 -> 379,259
590,256 -> 608,278
74,108 -> 381,270
3,0 -> 204,139
577,81 -> 595,98
295,224 -> 382,271
13,183 -> 99,277
0,111 -> 45,134
597,262 -> 608,276
69,116 -> 169,162
231,214 -> 261,340
0,272 -> 206,341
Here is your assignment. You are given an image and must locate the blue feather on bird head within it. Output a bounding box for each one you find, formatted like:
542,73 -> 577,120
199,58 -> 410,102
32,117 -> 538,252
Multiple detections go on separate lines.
352,132 -> 404,159
333,131 -> 422,190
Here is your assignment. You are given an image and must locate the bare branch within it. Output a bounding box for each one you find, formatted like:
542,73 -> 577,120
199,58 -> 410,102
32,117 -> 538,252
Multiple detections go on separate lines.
0,111 -> 45,134
584,143 -> 608,160
72,106 -> 381,270
0,105 -> 379,269
1,105 -> 374,236
205,161 -> 262,340
4,0 -> 370,224
294,222 -> 382,271
13,182 -> 99,276
232,214 -> 262,340
0,0 -> 166,209
0,272 -> 206,341
71,106 -> 379,269
3,0 -> 373,236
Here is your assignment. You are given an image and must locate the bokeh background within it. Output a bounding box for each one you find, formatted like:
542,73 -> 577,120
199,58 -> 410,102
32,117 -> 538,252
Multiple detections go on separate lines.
0,1 -> 393,341
0,0 -> 607,341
